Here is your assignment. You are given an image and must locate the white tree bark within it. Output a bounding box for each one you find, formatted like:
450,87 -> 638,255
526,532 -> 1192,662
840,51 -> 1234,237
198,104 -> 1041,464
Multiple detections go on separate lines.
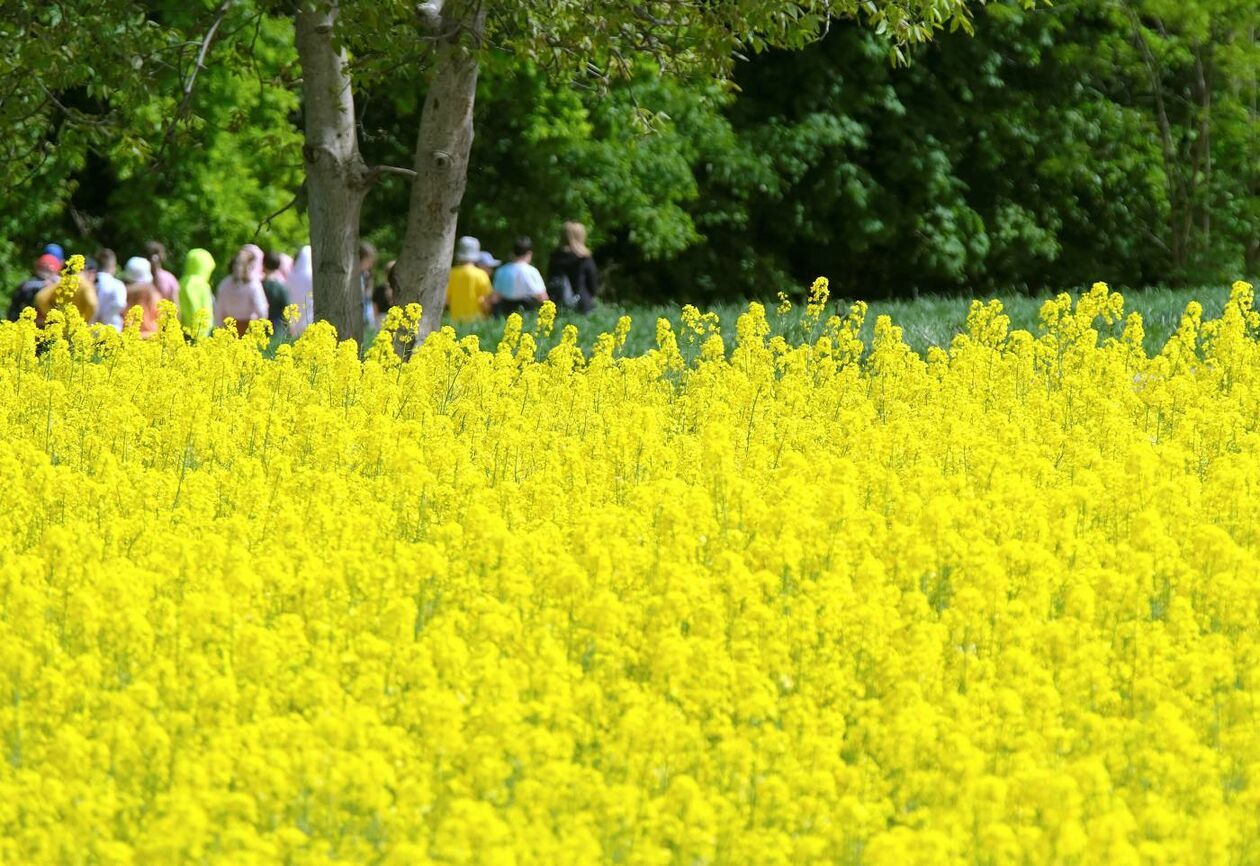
392,5 -> 484,338
295,1 -> 370,343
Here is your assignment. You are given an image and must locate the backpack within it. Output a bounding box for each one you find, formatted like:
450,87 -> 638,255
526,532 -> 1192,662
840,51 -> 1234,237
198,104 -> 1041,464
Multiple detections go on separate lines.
547,272 -> 580,309
7,278 -> 47,321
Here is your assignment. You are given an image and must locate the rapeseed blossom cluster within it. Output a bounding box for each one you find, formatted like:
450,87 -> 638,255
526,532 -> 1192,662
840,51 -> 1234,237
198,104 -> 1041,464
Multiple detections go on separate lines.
2,280 -> 1259,864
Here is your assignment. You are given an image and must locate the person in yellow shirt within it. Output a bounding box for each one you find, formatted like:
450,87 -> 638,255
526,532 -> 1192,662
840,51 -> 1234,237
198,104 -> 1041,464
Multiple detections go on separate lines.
446,236 -> 494,322
35,255 -> 99,325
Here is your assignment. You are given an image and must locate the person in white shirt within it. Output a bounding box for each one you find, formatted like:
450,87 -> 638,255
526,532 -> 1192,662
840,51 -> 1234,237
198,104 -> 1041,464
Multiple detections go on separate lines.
92,248 -> 128,332
490,236 -> 548,316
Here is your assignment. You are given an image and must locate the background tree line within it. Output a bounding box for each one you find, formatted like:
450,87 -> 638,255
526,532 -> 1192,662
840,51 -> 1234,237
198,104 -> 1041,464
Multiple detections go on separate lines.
2,0 -> 1255,321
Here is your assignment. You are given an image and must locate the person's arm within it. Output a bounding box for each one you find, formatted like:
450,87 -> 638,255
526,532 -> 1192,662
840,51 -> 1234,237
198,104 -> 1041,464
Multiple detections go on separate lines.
213,281 -> 226,325
478,271 -> 495,313
530,266 -> 548,301
251,282 -> 269,322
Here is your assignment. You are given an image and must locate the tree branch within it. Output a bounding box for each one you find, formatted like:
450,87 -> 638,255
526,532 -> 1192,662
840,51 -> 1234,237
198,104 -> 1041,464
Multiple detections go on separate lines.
8,142 -> 54,192
38,84 -> 109,127
367,164 -> 419,184
180,1 -> 232,110
254,193 -> 300,239
155,0 -> 232,164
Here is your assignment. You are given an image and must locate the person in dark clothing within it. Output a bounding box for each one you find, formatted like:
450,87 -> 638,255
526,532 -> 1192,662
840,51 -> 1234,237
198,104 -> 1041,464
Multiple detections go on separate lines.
373,261 -> 396,322
262,251 -> 291,332
547,221 -> 599,313
7,254 -> 60,321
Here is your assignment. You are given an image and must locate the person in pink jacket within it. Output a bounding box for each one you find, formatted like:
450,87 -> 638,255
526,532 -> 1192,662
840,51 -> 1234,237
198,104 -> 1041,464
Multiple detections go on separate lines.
145,240 -> 181,312
215,244 -> 268,335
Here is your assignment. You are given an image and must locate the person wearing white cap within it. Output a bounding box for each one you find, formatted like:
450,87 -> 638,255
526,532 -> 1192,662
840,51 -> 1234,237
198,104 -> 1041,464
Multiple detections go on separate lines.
476,250 -> 501,275
445,235 -> 494,323
122,256 -> 161,336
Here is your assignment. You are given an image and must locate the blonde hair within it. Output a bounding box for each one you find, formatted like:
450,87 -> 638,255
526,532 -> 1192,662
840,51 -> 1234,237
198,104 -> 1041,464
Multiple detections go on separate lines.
232,245 -> 263,284
562,221 -> 590,258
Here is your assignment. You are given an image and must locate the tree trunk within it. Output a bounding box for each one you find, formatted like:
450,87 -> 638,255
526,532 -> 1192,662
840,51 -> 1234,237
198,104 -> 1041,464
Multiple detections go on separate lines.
295,1 -> 369,343
392,7 -> 484,338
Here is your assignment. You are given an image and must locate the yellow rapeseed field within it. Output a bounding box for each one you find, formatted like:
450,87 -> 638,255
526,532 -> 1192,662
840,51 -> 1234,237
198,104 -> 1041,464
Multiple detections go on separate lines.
1,269 -> 1259,865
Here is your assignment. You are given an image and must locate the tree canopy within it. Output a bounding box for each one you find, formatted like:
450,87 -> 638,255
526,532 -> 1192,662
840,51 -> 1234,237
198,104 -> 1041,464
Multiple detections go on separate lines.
1,0 -> 1254,311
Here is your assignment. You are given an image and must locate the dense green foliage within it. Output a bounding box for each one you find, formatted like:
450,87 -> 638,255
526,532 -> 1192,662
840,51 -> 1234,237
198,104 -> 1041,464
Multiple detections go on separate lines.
0,2 -> 304,282
442,1 -> 1256,301
2,1 -> 1255,303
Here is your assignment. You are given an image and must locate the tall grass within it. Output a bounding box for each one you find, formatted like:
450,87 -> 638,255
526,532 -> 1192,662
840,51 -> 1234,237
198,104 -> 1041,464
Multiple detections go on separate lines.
441,284 -> 1233,357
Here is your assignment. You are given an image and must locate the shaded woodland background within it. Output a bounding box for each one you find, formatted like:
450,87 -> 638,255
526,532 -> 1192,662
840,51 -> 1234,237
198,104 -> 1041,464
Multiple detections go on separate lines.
2,0 -> 1255,304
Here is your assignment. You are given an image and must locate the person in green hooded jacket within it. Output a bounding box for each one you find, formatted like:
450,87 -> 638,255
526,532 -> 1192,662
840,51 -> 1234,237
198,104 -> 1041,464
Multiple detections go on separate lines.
179,248 -> 216,339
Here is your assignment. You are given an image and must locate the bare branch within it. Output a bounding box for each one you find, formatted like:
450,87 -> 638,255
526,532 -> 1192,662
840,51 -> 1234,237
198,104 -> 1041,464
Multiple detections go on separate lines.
179,1 -> 232,113
7,142 -> 54,192
367,164 -> 419,184
38,83 -> 108,127
155,0 -> 233,164
254,193 -> 300,239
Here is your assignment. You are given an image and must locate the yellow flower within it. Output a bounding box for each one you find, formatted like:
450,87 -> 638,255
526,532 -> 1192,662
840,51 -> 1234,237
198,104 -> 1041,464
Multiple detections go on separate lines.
805,276 -> 829,323
537,300 -> 557,337
0,282 -> 1256,863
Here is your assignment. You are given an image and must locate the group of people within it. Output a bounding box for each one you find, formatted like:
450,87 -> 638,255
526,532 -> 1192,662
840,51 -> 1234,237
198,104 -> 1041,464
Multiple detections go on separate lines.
342,222 -> 601,332
443,222 -> 600,323
6,241 -> 315,339
6,220 -> 599,337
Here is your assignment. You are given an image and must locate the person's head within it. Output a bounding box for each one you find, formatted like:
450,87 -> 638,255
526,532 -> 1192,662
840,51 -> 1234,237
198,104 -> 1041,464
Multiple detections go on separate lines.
373,264 -> 395,314
233,245 -> 263,283
264,250 -> 284,276
143,240 -> 167,270
81,257 -> 98,289
358,241 -> 377,272
34,254 -> 61,280
455,236 -> 481,265
95,248 -> 118,275
123,256 -> 153,285
561,221 -> 590,258
512,236 -> 533,262
184,248 -> 215,278
476,250 -> 501,274
42,244 -> 65,271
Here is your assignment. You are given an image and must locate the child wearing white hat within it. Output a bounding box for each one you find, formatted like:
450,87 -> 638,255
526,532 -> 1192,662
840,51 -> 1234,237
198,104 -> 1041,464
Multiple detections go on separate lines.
122,256 -> 160,336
